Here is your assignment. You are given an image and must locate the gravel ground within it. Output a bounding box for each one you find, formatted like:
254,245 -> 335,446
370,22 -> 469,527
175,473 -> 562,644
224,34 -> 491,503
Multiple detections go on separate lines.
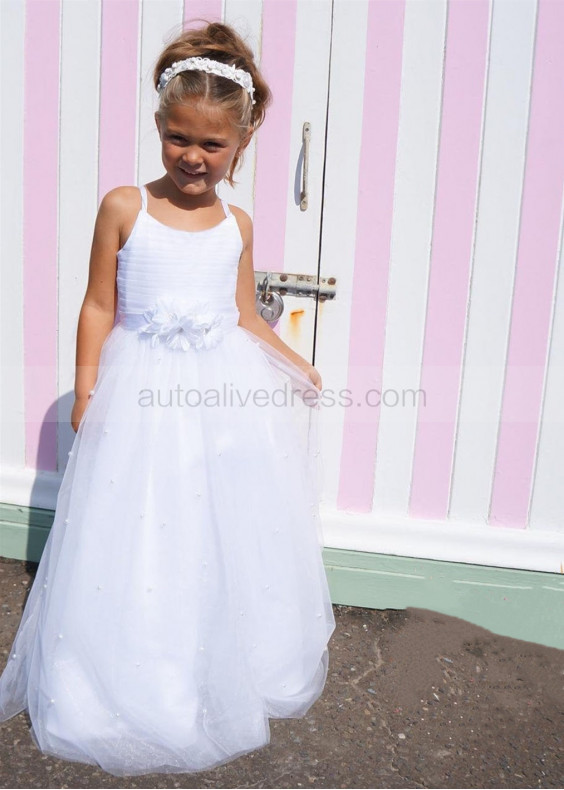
0,556 -> 563,789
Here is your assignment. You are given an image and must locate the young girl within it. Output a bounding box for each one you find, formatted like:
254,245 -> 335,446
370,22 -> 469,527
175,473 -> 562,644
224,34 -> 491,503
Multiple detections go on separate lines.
0,21 -> 335,777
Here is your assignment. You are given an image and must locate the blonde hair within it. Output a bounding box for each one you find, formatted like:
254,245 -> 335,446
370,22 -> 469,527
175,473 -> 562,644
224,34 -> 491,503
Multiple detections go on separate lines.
153,20 -> 272,187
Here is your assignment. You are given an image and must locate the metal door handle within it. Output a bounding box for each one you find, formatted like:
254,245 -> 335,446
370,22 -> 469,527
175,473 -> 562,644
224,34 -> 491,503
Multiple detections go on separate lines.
300,122 -> 311,211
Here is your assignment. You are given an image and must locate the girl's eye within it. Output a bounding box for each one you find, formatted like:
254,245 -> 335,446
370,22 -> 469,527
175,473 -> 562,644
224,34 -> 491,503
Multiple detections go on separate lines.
167,137 -> 220,148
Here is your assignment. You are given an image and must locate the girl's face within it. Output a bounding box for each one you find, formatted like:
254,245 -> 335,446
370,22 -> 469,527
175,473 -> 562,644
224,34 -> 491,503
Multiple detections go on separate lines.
155,101 -> 250,200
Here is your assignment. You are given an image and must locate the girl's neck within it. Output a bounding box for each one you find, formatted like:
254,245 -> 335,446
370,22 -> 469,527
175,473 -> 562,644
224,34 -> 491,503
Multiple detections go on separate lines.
152,176 -> 219,211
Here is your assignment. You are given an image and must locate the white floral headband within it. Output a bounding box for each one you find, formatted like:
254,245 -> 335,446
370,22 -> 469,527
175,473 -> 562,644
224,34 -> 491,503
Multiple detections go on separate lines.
157,56 -> 256,105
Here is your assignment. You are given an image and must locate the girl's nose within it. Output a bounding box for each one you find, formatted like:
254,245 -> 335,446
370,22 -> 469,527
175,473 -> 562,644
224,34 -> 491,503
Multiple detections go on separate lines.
184,147 -> 203,164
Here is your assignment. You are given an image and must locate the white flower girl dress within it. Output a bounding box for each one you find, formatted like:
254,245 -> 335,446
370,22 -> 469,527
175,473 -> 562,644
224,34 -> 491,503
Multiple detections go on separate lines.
0,185 -> 336,777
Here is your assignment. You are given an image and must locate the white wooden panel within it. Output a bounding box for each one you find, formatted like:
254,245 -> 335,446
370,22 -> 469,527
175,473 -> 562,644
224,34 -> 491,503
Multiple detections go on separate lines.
58,0 -> 102,470
529,188 -> 564,533
320,506 -> 564,574
449,0 -> 537,522
315,0 -> 369,508
372,0 -> 446,516
0,0 -> 25,469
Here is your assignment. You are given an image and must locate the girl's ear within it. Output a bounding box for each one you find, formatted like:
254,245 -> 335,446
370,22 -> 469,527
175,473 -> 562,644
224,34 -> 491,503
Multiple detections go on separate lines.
154,112 -> 162,137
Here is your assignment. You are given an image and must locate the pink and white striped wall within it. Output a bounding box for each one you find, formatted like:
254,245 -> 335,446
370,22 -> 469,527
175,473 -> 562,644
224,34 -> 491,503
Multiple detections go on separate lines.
1,0 -> 563,573
317,0 -> 564,572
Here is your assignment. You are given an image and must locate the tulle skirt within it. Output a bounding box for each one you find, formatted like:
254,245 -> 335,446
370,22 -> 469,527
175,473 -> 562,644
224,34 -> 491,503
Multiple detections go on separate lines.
0,321 -> 335,776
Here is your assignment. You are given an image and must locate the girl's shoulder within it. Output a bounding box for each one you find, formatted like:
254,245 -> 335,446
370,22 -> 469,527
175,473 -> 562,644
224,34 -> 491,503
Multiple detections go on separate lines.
98,185 -> 142,223
97,186 -> 142,253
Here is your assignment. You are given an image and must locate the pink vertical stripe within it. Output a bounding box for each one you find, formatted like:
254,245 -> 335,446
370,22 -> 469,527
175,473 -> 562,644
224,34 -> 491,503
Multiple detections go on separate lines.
98,0 -> 140,201
489,0 -> 564,528
183,0 -> 222,26
336,0 -> 406,512
252,0 -> 297,332
408,0 -> 490,520
23,0 -> 60,471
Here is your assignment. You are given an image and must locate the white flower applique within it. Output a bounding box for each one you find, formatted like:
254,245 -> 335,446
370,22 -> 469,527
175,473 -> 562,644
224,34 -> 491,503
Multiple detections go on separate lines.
137,297 -> 225,351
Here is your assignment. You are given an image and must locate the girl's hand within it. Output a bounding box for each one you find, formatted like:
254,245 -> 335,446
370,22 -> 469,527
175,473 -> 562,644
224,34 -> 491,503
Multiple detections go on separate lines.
298,362 -> 322,391
70,396 -> 90,433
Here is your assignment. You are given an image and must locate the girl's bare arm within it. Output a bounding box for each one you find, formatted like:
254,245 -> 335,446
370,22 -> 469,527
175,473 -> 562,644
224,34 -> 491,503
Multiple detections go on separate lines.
233,206 -> 322,389
72,189 -> 128,430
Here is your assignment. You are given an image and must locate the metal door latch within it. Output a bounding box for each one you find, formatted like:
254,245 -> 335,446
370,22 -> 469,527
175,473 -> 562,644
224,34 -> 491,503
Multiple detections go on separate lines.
254,271 -> 337,302
254,271 -> 336,323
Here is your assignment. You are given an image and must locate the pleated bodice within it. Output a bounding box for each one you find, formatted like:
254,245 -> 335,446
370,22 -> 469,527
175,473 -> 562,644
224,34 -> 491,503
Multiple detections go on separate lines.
115,185 -> 242,337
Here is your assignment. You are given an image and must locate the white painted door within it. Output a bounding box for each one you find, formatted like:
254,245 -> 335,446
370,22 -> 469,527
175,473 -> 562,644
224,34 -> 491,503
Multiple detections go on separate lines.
314,0 -> 564,575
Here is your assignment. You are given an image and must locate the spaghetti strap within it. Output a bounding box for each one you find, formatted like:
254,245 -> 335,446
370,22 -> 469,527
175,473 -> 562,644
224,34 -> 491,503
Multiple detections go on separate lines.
220,198 -> 231,218
139,185 -> 147,211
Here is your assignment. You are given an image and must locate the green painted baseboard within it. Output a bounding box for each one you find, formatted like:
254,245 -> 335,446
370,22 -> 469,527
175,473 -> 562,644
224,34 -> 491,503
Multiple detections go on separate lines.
324,548 -> 564,650
1,502 -> 563,650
